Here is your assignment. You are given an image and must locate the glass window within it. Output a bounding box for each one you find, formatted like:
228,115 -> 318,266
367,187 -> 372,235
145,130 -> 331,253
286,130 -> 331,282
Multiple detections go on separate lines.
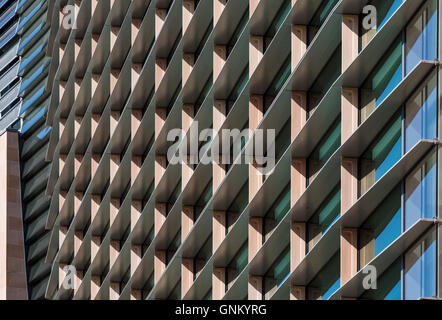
405,72 -> 437,153
405,150 -> 436,229
404,228 -> 437,299
307,187 -> 340,251
308,46 -> 341,115
308,119 -> 341,183
227,241 -> 248,288
308,0 -> 339,44
359,258 -> 402,300
406,0 -> 437,74
359,186 -> 401,267
307,252 -> 340,300
263,184 -> 290,240
360,38 -> 402,122
263,246 -> 290,299
360,113 -> 402,194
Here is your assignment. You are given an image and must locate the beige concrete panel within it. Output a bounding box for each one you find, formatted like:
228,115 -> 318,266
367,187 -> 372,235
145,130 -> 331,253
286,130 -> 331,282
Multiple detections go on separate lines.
183,53 -> 195,85
212,267 -> 226,300
341,158 -> 358,213
154,250 -> 167,283
249,217 -> 263,262
214,0 -> 227,26
291,285 -> 306,300
290,222 -> 306,271
214,45 -> 227,82
155,203 -> 167,236
248,275 -> 262,300
342,15 -> 359,72
181,258 -> 194,297
250,36 -> 263,75
291,92 -> 307,141
213,211 -> 226,252
182,206 -> 195,242
292,25 -> 307,70
291,158 -> 306,206
341,88 -> 359,144
183,0 -> 195,33
341,228 -> 358,285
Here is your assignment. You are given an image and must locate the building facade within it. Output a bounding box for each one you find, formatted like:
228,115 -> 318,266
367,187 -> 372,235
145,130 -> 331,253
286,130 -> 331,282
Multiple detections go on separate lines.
0,0 -> 441,300
0,0 -> 53,299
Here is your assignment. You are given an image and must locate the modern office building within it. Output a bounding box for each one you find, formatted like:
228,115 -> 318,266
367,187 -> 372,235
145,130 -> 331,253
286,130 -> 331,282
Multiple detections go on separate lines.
0,0 -> 53,299
1,0 -> 441,300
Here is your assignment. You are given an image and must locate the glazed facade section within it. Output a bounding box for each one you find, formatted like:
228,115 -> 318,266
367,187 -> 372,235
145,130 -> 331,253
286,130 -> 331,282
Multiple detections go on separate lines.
0,0 -> 53,299
43,0 -> 442,300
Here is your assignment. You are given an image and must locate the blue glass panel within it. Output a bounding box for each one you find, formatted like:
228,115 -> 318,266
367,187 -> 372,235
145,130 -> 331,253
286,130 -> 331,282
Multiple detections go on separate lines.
405,73 -> 437,153
378,0 -> 403,29
405,230 -> 436,299
406,0 -> 438,74
405,151 -> 436,229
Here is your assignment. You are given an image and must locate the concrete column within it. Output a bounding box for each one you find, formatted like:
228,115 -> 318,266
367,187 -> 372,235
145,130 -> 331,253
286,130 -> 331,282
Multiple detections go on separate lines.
182,206 -> 194,242
341,228 -> 358,285
250,35 -> 264,75
291,158 -> 306,206
290,222 -> 306,270
0,131 -> 27,299
341,158 -> 358,287
183,53 -> 195,84
155,58 -> 167,91
212,267 -> 226,300
155,155 -> 167,187
248,275 -> 262,300
291,286 -> 306,300
155,8 -> 167,38
342,15 -> 359,72
341,88 -> 359,143
214,45 -> 227,82
154,250 -> 167,283
250,0 -> 260,18
249,217 -> 263,262
131,245 -> 142,277
213,211 -> 226,252
155,202 -> 167,236
182,258 -> 194,297
183,0 -> 195,34
249,95 -> 264,201
291,25 -> 307,70
214,0 -> 227,26
291,92 -> 307,141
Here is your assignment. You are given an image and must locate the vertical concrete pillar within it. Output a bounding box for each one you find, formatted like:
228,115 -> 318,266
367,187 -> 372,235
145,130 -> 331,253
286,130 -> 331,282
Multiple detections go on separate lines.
154,250 -> 167,283
248,275 -> 262,300
182,258 -> 194,297
155,58 -> 167,91
291,286 -> 306,300
249,95 -> 264,201
182,206 -> 194,242
155,8 -> 167,38
250,0 -> 260,18
214,45 -> 227,82
183,0 -> 195,34
213,211 -> 226,252
291,92 -> 307,141
0,131 -> 27,299
250,36 -> 263,75
214,0 -> 227,26
249,217 -> 263,262
342,15 -> 359,72
341,158 -> 358,286
154,202 -> 167,236
183,53 -> 195,84
341,88 -> 359,143
212,267 -> 226,300
131,245 -> 142,277
155,155 -> 167,187
291,25 -> 307,70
